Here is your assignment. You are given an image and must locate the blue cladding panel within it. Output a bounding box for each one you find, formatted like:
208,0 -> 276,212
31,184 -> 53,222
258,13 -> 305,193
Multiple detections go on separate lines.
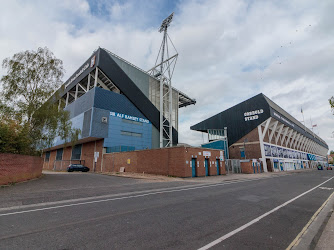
89,88 -> 153,144
104,114 -> 152,151
52,113 -> 84,146
90,108 -> 109,138
94,87 -> 146,119
65,88 -> 95,119
51,87 -> 153,149
202,140 -> 229,159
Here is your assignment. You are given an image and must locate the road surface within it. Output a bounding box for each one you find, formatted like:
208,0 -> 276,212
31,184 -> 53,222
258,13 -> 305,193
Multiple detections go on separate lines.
0,170 -> 333,249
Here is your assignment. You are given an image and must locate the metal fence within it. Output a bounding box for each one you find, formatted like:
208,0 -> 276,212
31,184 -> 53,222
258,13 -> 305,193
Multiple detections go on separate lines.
53,160 -> 85,171
225,159 -> 241,174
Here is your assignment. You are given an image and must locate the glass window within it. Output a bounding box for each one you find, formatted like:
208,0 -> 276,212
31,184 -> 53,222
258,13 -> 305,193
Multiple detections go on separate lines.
45,151 -> 50,162
56,148 -> 63,161
106,146 -> 135,153
122,119 -> 142,126
121,131 -> 131,136
121,131 -> 142,138
71,144 -> 82,160
131,132 -> 142,137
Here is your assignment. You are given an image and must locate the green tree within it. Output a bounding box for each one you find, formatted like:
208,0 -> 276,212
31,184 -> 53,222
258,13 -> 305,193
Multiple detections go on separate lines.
0,47 -> 79,155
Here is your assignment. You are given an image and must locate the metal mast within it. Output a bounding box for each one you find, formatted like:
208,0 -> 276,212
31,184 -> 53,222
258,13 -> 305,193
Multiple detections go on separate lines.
148,12 -> 178,148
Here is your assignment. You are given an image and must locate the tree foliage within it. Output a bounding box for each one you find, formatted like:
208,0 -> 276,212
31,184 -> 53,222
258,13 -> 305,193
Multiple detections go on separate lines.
1,47 -> 64,122
0,47 -> 80,155
0,118 -> 34,154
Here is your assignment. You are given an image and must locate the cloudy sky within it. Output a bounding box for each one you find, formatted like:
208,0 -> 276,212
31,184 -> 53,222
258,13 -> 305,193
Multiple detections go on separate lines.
1,0 -> 333,151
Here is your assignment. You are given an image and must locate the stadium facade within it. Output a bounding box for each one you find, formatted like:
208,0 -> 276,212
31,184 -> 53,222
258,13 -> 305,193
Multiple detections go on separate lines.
191,93 -> 328,172
43,48 -> 195,171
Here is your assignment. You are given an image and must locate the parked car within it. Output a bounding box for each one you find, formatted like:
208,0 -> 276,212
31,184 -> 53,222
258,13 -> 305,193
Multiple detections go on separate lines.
317,165 -> 323,170
327,166 -> 333,170
67,164 -> 90,172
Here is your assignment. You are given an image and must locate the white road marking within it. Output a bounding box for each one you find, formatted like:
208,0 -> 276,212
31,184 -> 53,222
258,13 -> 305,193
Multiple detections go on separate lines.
319,187 -> 333,190
197,176 -> 334,250
0,176 -> 276,217
286,191 -> 334,249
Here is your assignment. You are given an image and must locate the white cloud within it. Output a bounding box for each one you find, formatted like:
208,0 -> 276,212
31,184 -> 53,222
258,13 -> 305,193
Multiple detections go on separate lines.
0,0 -> 333,151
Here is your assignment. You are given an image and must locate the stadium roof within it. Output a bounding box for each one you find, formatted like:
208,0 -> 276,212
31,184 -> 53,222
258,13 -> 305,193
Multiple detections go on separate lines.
102,48 -> 196,108
191,93 -> 328,149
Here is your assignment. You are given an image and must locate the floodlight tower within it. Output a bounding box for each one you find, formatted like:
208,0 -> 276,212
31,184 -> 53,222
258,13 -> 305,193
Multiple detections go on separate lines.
148,12 -> 178,148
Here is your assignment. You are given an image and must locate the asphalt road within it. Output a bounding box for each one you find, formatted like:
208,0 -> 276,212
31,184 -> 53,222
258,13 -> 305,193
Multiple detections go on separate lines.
0,170 -> 333,249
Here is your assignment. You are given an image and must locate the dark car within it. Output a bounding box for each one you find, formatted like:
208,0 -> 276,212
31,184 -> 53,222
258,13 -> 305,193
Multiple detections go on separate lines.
67,164 -> 90,172
327,166 -> 333,170
317,165 -> 323,170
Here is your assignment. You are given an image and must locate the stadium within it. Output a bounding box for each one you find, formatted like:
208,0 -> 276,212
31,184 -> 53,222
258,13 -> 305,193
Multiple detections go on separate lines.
191,93 -> 328,172
43,47 -> 196,172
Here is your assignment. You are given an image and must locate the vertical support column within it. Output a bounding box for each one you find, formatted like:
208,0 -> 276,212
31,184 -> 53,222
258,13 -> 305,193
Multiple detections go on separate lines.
65,92 -> 69,106
159,77 -> 164,148
258,125 -> 268,172
176,92 -> 179,131
169,85 -> 172,147
275,124 -> 284,145
87,74 -> 91,91
94,68 -> 98,87
159,29 -> 167,148
75,84 -> 78,100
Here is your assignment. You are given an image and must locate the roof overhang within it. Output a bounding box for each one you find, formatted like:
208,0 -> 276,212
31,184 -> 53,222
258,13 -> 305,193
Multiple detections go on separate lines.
43,137 -> 102,152
177,89 -> 196,108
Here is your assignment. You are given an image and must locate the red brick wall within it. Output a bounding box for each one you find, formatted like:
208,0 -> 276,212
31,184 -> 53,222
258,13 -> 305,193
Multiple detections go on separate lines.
81,139 -> 104,172
63,146 -> 72,165
42,150 -> 56,170
42,152 -> 50,170
241,161 -> 253,174
102,147 -> 226,177
0,153 -> 43,185
42,139 -> 104,172
102,151 -> 138,173
241,161 -> 263,174
229,128 -> 261,160
42,142 -> 227,178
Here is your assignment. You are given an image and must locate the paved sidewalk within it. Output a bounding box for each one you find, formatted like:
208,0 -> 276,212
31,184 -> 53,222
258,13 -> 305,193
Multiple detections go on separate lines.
95,168 -> 316,183
290,188 -> 334,250
316,206 -> 334,249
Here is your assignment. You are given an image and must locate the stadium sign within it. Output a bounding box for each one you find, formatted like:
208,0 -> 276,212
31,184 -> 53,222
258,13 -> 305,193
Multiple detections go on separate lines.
244,109 -> 264,121
272,111 -> 295,128
65,63 -> 89,89
110,111 -> 150,124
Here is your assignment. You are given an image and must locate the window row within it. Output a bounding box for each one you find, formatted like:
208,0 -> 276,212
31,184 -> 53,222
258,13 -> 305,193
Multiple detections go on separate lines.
122,118 -> 142,126
44,144 -> 82,162
120,131 -> 142,137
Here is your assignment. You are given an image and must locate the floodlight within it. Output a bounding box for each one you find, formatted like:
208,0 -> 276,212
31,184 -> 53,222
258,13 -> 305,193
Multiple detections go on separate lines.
159,12 -> 174,33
